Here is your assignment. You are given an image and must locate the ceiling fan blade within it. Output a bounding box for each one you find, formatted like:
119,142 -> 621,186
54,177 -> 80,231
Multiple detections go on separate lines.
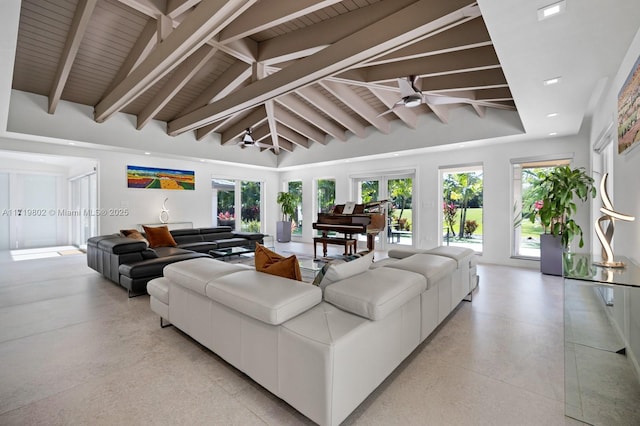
376,99 -> 405,117
397,77 -> 416,98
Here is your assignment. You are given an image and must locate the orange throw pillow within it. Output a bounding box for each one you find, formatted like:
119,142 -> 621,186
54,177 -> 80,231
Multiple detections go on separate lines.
142,225 -> 177,248
254,244 -> 302,281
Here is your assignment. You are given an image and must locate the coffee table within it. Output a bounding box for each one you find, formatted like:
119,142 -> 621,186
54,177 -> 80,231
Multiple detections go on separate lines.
209,246 -> 254,260
298,258 -> 327,279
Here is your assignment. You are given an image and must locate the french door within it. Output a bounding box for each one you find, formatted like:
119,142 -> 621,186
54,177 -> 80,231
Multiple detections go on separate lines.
353,172 -> 414,250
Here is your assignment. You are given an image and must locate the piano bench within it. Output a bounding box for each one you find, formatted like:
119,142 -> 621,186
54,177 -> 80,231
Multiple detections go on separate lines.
313,237 -> 357,259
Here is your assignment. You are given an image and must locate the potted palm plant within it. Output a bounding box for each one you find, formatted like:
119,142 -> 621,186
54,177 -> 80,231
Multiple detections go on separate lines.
276,191 -> 297,242
527,166 -> 596,275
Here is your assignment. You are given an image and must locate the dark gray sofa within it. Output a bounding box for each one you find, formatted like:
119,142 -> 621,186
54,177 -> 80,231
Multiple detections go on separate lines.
87,227 -> 264,296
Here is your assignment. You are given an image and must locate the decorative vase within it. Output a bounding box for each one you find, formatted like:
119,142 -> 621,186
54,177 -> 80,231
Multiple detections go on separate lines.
540,233 -> 563,276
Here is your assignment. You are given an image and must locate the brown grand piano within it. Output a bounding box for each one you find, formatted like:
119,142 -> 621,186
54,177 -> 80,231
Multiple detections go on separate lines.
312,202 -> 386,256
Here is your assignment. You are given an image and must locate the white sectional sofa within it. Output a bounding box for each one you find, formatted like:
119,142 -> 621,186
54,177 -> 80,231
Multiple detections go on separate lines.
147,246 -> 476,426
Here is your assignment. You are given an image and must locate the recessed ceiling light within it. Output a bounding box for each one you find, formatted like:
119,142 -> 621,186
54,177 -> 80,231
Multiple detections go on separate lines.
537,1 -> 565,21
144,152 -> 151,155
547,112 -> 558,118
549,132 -> 558,136
543,77 -> 561,86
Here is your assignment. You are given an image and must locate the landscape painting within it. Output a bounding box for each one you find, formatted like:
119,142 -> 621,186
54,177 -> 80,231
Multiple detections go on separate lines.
618,54 -> 640,154
127,165 -> 195,190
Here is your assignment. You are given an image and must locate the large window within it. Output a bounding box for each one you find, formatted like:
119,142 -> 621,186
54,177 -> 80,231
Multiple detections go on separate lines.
512,159 -> 570,258
288,181 -> 303,236
316,179 -> 335,213
212,179 -> 262,232
441,165 -> 484,253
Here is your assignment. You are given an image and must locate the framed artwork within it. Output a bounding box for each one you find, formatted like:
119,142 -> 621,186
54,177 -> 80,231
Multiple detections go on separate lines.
127,165 -> 195,190
618,54 -> 640,155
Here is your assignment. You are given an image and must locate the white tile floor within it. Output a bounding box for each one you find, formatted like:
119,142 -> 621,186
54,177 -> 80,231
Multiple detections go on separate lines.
0,243 -> 583,425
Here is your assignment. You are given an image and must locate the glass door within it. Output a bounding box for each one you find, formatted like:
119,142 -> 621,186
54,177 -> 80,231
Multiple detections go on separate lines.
70,172 -> 97,249
353,173 -> 414,250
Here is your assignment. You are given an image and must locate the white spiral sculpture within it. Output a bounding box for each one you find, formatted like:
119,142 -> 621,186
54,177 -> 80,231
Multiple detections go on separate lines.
593,173 -> 635,267
159,198 -> 170,224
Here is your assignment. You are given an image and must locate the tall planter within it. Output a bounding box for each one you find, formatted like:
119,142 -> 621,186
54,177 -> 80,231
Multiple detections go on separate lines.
276,191 -> 297,244
277,221 -> 292,243
540,233 -> 563,276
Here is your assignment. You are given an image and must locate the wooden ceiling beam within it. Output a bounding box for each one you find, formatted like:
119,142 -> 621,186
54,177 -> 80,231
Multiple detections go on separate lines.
369,87 -> 418,129
320,80 -> 390,134
178,60 -> 251,116
48,0 -> 98,114
297,86 -> 366,139
428,104 -> 450,124
276,124 -> 310,149
361,16 -> 491,67
363,45 -> 501,83
276,94 -> 346,142
219,0 -> 343,44
195,115 -> 234,140
94,0 -> 254,123
257,0 -> 416,65
264,100 -> 280,154
418,68 -> 509,92
166,0 -> 200,18
168,0 -> 478,135
117,0 -> 166,18
137,44 -> 217,129
273,105 -> 324,145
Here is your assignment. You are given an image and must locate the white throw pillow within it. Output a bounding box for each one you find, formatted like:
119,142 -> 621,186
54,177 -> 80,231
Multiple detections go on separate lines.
317,251 -> 374,290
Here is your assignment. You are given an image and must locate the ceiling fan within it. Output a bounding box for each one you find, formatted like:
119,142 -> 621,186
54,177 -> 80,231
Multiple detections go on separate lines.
240,128 -> 272,149
378,76 -> 514,117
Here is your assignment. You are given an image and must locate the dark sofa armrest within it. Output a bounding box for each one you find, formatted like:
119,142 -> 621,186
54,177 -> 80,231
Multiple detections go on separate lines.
232,231 -> 264,241
98,237 -> 148,254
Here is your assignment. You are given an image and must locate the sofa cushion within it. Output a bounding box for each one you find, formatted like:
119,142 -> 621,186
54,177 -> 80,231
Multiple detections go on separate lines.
198,226 -> 232,234
163,257 -> 250,296
215,237 -> 252,248
315,251 -> 374,290
172,234 -> 204,244
387,247 -> 428,259
152,247 -> 194,257
425,246 -> 474,267
98,236 -> 147,254
120,229 -> 149,246
324,267 -> 426,320
206,270 -> 321,325
232,231 -> 264,241
255,244 -> 302,281
143,225 -> 177,248
383,253 -> 456,289
119,252 -> 210,279
177,242 -> 218,253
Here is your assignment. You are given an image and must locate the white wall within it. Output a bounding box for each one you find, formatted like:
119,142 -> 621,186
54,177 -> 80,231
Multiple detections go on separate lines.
590,25 -> 640,264
0,137 -> 280,242
279,133 -> 590,268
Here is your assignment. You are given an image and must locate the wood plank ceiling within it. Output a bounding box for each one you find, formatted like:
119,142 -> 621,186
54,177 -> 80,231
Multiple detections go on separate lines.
12,0 -> 516,155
